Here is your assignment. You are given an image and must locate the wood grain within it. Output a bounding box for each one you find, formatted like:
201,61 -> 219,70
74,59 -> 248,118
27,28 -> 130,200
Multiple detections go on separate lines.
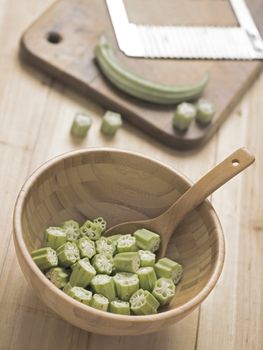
0,0 -> 262,348
20,0 -> 263,149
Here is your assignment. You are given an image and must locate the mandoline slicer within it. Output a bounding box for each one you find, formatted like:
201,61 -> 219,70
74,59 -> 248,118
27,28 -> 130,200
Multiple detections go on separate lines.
106,0 -> 263,60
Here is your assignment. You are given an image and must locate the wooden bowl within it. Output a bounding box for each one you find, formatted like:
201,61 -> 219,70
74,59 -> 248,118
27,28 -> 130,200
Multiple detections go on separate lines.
13,148 -> 225,336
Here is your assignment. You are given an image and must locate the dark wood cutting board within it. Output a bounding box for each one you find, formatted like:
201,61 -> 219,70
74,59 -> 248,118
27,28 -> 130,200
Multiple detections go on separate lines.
21,0 -> 263,149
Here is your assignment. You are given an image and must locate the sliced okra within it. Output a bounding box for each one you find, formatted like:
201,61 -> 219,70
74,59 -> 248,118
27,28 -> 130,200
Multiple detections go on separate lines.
45,226 -> 67,250
90,293 -> 109,311
92,253 -> 114,275
46,267 -> 69,289
77,236 -> 96,259
154,258 -> 183,284
152,278 -> 176,306
63,282 -> 73,294
114,252 -> 140,273
138,250 -> 156,267
130,289 -> 159,315
67,286 -> 93,305
95,237 -> 116,256
80,220 -> 103,241
116,234 -> 137,253
56,242 -> 80,267
173,102 -> 196,132
70,112 -> 92,138
109,300 -> 130,315
134,229 -> 160,253
70,258 -> 96,287
90,274 -> 116,301
31,247 -> 58,270
113,272 -> 139,301
137,267 -> 157,291
100,111 -> 122,136
93,217 -> 107,233
196,99 -> 216,125
107,234 -> 122,244
62,220 -> 80,242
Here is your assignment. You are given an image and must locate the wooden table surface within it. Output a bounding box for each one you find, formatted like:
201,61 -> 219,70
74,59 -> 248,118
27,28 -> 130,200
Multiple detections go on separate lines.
0,1 -> 262,349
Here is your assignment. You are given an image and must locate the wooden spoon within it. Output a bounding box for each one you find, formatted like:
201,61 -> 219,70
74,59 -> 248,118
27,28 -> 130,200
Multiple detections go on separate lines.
105,148 -> 255,258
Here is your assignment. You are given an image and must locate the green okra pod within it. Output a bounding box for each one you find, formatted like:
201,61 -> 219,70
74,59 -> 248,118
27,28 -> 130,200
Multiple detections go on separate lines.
95,36 -> 209,105
31,247 -> 58,270
46,267 -> 69,289
134,229 -> 160,253
154,257 -> 183,284
70,258 -> 96,287
152,278 -> 176,306
114,252 -> 140,273
56,242 -> 80,267
173,102 -> 196,132
91,274 -> 116,301
62,220 -> 80,242
113,272 -> 139,301
109,300 -> 130,315
77,236 -> 96,259
137,267 -> 157,291
92,253 -> 114,275
45,226 -> 67,250
90,293 -> 109,311
116,234 -> 137,253
107,234 -> 122,244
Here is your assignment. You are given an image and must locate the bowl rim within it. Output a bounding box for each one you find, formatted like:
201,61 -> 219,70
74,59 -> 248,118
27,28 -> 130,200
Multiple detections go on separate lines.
13,147 -> 225,323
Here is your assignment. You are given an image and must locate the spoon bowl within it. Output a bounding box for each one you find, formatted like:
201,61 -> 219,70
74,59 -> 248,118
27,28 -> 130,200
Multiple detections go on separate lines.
106,148 -> 255,258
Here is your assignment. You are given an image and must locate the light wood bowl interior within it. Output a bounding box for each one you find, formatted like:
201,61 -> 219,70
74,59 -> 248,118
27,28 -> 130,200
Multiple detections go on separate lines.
13,148 -> 225,335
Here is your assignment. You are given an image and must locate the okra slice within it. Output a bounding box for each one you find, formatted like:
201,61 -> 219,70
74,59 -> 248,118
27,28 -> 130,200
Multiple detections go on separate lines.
67,286 -> 93,305
113,272 -> 139,301
31,247 -> 58,270
90,293 -> 109,312
109,300 -> 130,315
92,253 -> 114,275
77,236 -> 96,259
137,267 -> 157,291
80,220 -> 103,241
152,278 -> 176,306
45,226 -> 67,250
56,242 -> 80,267
70,258 -> 96,287
46,267 -> 69,289
93,217 -> 107,233
196,99 -> 216,125
70,112 -> 92,138
116,234 -> 137,253
154,258 -> 183,284
130,289 -> 159,315
91,274 -> 116,301
107,234 -> 122,244
62,220 -> 80,242
63,282 -> 73,294
173,102 -> 196,132
100,111 -> 122,136
95,237 -> 116,256
138,250 -> 156,267
134,229 -> 160,253
114,252 -> 140,273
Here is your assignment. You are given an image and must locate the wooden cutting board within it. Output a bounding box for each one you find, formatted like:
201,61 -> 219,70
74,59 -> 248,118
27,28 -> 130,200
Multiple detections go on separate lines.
20,0 -> 263,149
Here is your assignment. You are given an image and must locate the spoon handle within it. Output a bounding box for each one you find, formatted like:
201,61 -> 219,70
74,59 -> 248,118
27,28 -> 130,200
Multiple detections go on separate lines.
158,148 -> 255,248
